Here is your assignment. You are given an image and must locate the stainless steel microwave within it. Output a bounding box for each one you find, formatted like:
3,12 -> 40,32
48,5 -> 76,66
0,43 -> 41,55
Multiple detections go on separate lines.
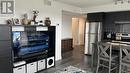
116,33 -> 130,41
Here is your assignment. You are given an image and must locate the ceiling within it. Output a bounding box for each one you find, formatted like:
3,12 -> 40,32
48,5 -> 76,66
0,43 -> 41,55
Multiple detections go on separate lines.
55,0 -> 114,8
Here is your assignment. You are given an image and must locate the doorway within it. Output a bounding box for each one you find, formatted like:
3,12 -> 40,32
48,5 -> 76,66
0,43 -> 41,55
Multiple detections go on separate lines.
61,10 -> 86,55
72,17 -> 86,47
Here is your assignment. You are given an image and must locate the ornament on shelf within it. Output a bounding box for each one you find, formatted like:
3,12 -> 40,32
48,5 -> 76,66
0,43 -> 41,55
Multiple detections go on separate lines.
44,17 -> 51,26
32,10 -> 39,24
6,18 -> 21,25
21,13 -> 31,25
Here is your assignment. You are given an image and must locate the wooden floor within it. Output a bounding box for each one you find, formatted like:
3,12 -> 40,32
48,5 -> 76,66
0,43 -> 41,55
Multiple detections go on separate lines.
39,45 -> 92,73
40,46 -> 91,73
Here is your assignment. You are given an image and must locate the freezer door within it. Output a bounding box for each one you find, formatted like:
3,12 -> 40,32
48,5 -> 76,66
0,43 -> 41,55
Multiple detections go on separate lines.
88,34 -> 97,55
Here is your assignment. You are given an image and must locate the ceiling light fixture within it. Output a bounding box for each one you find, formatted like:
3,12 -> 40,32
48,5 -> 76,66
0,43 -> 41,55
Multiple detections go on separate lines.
115,0 -> 130,4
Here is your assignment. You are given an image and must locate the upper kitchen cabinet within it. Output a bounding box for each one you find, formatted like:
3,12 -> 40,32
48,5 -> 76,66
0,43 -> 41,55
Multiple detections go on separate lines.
87,12 -> 105,22
104,11 -> 130,32
105,11 -> 130,24
114,11 -> 130,22
103,13 -> 115,31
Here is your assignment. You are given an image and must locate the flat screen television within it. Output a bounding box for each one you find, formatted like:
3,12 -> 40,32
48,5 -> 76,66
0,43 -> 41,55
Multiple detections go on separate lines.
13,31 -> 49,59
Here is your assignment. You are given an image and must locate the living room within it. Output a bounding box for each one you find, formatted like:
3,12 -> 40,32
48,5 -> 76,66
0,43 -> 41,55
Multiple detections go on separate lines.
0,0 -> 130,73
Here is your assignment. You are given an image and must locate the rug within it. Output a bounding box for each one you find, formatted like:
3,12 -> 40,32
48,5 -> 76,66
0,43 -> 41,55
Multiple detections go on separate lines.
55,66 -> 92,73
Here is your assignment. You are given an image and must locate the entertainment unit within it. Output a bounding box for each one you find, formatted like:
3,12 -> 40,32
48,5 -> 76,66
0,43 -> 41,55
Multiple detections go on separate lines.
12,26 -> 55,73
13,26 -> 56,73
0,25 -> 56,73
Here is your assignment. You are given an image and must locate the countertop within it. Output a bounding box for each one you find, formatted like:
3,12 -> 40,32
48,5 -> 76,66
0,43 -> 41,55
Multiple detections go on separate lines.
106,40 -> 130,47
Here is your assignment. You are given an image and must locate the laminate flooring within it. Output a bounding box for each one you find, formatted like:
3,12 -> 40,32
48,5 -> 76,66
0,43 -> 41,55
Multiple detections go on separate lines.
39,45 -> 92,73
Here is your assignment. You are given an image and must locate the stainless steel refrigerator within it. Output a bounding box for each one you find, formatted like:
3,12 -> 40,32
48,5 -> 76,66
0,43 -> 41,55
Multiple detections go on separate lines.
85,22 -> 102,55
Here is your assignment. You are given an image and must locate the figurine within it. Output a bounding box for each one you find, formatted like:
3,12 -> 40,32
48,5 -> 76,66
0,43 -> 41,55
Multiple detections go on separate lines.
44,17 -> 51,26
32,10 -> 39,24
21,13 -> 30,25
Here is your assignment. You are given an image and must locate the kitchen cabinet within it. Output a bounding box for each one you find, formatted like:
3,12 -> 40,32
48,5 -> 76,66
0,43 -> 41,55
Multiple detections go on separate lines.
104,11 -> 130,32
87,12 -> 105,22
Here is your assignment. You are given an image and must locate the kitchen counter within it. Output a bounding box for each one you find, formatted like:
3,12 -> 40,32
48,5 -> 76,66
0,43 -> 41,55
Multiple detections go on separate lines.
91,41 -> 130,72
107,40 -> 130,47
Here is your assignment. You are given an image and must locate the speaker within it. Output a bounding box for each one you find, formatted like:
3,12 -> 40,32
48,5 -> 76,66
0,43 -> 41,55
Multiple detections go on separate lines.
47,57 -> 55,68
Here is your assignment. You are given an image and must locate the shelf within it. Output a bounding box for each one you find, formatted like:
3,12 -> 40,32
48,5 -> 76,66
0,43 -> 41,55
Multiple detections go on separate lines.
11,25 -> 55,27
20,39 -> 48,42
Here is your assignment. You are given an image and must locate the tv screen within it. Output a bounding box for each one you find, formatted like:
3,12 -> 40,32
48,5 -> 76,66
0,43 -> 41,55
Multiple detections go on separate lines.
13,31 -> 49,58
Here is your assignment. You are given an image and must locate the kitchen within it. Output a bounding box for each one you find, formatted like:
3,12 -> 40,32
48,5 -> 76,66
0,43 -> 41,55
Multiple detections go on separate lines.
86,11 -> 130,73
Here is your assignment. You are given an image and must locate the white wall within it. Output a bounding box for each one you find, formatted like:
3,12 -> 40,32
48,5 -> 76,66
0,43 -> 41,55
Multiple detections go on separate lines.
62,11 -> 82,39
62,13 -> 72,39
81,3 -> 130,13
0,0 -> 81,61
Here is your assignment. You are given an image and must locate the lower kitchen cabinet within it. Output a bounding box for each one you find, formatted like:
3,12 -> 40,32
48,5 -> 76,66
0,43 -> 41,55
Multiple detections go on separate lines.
38,59 -> 46,71
13,65 -> 26,73
27,62 -> 37,73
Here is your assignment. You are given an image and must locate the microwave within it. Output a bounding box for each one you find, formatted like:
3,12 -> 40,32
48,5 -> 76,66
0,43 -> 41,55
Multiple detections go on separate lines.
116,33 -> 130,41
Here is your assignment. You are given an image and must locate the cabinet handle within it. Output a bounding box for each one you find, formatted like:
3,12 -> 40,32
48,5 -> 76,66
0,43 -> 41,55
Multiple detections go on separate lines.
31,63 -> 34,65
41,61 -> 43,62
18,67 -> 22,70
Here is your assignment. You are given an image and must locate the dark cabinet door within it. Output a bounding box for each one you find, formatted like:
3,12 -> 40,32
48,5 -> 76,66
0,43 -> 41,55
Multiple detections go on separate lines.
113,11 -> 130,21
103,11 -> 130,32
0,25 -> 11,40
87,12 -> 105,22
104,13 -> 115,31
0,41 -> 13,73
